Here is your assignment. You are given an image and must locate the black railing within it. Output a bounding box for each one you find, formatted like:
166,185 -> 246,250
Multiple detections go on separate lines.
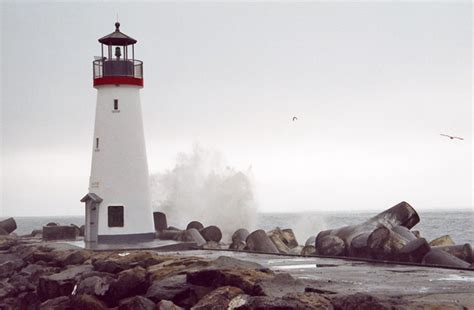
93,59 -> 143,79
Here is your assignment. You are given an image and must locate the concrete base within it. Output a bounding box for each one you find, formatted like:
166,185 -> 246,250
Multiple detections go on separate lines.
97,232 -> 155,243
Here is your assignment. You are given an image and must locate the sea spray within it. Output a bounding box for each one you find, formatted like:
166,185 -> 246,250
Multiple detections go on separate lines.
150,146 -> 257,238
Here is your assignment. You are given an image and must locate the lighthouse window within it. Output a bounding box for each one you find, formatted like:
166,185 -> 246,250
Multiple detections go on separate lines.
108,206 -> 124,227
114,99 -> 118,110
95,138 -> 99,149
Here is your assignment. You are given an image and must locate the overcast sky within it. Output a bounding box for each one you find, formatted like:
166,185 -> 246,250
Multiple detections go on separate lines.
1,1 -> 472,216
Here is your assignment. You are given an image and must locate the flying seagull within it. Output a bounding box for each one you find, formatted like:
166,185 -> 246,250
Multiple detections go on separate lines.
292,116 -> 298,121
440,134 -> 464,141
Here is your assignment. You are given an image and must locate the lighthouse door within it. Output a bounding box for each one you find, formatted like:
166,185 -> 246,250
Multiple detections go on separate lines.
89,202 -> 99,242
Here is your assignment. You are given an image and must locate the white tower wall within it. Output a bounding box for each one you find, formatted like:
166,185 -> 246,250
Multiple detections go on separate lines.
89,84 -> 155,240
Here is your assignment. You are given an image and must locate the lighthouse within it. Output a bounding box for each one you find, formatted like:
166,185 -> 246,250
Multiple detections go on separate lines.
81,22 -> 155,243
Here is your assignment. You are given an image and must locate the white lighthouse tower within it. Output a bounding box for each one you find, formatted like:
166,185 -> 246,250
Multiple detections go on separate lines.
81,22 -> 155,243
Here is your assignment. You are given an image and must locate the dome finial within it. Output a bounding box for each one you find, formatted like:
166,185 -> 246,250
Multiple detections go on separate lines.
115,21 -> 120,31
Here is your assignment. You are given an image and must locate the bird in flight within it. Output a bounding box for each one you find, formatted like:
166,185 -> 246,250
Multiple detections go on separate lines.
292,116 -> 298,121
440,134 -> 464,141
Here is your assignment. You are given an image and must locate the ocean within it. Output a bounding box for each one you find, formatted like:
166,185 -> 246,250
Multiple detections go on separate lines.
6,210 -> 473,245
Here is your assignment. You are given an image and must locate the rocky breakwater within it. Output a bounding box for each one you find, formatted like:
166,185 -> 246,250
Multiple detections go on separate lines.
2,236 -> 470,309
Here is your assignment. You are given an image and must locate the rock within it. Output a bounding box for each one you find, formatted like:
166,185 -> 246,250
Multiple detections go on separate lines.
210,256 -> 265,270
235,292 -> 332,310
73,294 -> 108,310
79,225 -> 85,237
70,224 -> 81,237
348,232 -> 371,258
398,238 -> 431,263
267,228 -> 291,254
246,230 -> 279,254
62,250 -> 91,266
146,274 -> 210,308
330,293 -> 390,310
0,227 -> 8,236
42,225 -> 77,241
199,226 -> 222,243
92,251 -> 165,273
156,300 -> 185,310
18,264 -> 60,286
0,258 -> 26,278
187,221 -> 204,231
367,225 -> 408,260
230,240 -> 247,250
281,229 -> 299,249
106,266 -> 148,302
232,229 -> 250,244
147,256 -> 210,282
433,244 -> 473,263
37,265 -> 93,301
202,241 -> 221,249
429,235 -> 455,247
316,235 -> 346,256
0,217 -> 17,234
392,225 -> 417,242
301,245 -> 316,256
191,286 -> 243,310
118,296 -> 156,310
0,280 -> 16,299
7,273 -> 36,295
39,296 -> 71,309
253,273 -> 305,297
305,236 -> 316,246
187,267 -> 274,295
31,229 -> 43,237
184,228 -> 207,246
412,230 -> 421,238
16,291 -> 41,310
154,212 -> 168,231
0,236 -> 18,250
422,249 -> 471,268
158,229 -> 185,241
76,275 -> 113,297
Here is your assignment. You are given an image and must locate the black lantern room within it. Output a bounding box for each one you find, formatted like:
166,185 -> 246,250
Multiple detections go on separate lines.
93,22 -> 143,87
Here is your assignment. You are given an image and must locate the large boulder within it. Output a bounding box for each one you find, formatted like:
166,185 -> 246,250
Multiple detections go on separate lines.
42,225 -> 77,241
0,218 -> 17,234
146,274 -> 211,308
253,273 -> 306,297
73,294 -> 108,310
39,296 -> 71,309
187,267 -> 274,295
147,256 -> 210,282
154,212 -> 168,232
187,221 -> 204,231
76,275 -> 114,297
246,230 -> 279,254
183,229 -> 207,246
0,258 -> 26,278
37,265 -> 93,301
157,300 -> 185,310
199,226 -> 222,243
105,266 -> 148,303
429,235 -> 455,247
235,292 -> 332,310
62,250 -> 92,266
191,286 -> 243,310
118,296 -> 156,310
92,251 -> 165,273
422,249 -> 471,268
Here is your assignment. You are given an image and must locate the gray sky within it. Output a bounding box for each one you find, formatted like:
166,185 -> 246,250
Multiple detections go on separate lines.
1,1 -> 472,216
